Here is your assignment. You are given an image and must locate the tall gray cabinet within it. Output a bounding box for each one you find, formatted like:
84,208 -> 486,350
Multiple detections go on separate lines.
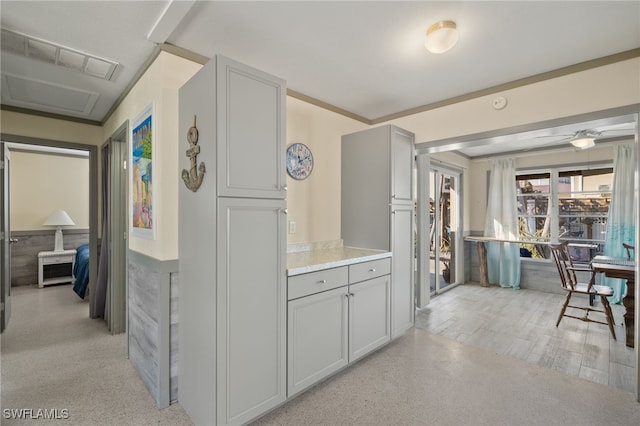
341,125 -> 415,338
178,55 -> 287,426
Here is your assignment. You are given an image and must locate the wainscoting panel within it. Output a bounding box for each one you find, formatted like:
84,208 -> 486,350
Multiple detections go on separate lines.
463,240 -> 581,294
10,230 -> 89,286
127,251 -> 178,409
170,272 -> 179,403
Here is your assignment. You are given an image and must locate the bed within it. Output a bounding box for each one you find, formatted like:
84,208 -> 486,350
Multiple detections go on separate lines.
72,244 -> 90,299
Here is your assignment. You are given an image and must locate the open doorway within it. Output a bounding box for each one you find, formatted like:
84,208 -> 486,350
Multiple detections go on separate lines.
0,134 -> 98,331
428,166 -> 462,295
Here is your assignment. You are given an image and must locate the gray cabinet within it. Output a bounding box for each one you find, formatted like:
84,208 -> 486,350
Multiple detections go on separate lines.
286,257 -> 391,397
216,198 -> 286,425
341,125 -> 415,340
178,55 -> 286,426
391,205 -> 414,337
216,56 -> 286,199
287,286 -> 349,397
349,274 -> 390,362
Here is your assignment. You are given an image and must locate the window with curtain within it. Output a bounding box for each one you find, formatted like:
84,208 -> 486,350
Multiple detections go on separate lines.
516,165 -> 613,260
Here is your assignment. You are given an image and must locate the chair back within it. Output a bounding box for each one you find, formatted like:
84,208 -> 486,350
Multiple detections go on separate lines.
550,242 -> 578,291
623,243 -> 635,260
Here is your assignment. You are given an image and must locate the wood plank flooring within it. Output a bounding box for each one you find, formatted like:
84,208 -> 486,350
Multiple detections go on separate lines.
415,283 -> 637,393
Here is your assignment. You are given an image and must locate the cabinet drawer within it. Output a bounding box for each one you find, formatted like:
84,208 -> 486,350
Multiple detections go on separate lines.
349,258 -> 391,284
41,255 -> 74,265
288,266 -> 348,300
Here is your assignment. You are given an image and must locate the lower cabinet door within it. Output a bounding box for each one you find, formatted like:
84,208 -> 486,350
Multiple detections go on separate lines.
217,198 -> 287,425
349,275 -> 391,363
288,286 -> 349,397
391,204 -> 414,338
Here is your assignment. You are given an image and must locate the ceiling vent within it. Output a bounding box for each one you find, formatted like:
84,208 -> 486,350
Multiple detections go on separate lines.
1,28 -> 119,81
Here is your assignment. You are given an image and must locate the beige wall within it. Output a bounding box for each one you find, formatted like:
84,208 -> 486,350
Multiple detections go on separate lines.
286,97 -> 369,243
2,55 -> 637,250
383,58 -> 639,237
102,51 -> 202,260
1,110 -> 102,146
9,150 -> 89,231
388,58 -> 640,144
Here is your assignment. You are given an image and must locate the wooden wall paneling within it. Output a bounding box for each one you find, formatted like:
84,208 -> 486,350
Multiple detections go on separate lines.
10,230 -> 89,286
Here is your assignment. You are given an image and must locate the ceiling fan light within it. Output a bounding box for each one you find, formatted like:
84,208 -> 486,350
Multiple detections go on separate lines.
425,20 -> 458,54
570,137 -> 595,149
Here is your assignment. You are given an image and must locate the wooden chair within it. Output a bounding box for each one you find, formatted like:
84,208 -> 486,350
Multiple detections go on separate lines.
623,243 -> 635,260
550,242 -> 616,339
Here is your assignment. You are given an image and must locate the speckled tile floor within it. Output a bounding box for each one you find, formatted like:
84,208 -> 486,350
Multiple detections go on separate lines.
0,284 -> 192,425
3,283 -> 639,426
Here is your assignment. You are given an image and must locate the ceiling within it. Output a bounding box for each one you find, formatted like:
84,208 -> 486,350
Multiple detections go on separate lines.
1,1 -> 639,156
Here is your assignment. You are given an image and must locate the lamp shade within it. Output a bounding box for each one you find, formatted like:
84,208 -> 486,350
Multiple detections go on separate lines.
570,137 -> 595,150
43,209 -> 75,227
425,20 -> 459,54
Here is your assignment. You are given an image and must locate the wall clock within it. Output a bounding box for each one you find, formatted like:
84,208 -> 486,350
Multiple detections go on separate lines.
286,142 -> 313,180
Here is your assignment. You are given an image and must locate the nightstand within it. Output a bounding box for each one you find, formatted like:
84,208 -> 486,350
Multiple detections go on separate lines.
37,249 -> 77,288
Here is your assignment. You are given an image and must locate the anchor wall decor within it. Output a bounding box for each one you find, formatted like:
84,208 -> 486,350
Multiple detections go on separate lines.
182,115 -> 206,192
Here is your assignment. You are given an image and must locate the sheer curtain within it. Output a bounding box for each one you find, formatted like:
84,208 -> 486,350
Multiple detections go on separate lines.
483,158 -> 521,288
603,143 -> 636,303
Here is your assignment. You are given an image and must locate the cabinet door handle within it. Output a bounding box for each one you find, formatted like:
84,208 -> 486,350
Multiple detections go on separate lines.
369,268 -> 376,272
349,293 -> 355,297
9,238 -> 19,244
282,208 -> 288,215
317,279 -> 327,284
282,185 -> 288,191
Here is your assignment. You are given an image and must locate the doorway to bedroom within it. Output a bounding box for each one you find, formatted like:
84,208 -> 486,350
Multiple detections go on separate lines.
0,136 -> 98,335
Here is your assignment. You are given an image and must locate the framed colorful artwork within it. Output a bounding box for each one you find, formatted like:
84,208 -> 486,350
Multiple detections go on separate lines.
130,103 -> 155,240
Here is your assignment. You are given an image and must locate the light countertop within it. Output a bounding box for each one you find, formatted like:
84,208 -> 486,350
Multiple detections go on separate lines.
287,246 -> 392,276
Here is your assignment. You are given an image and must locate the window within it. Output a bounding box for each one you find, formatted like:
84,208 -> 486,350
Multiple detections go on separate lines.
516,166 -> 613,260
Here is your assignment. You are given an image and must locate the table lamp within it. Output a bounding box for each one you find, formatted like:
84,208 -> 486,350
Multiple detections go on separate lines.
43,209 -> 75,251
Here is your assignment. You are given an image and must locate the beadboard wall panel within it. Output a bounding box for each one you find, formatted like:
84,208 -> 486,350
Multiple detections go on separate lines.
127,251 -> 178,409
10,230 -> 89,286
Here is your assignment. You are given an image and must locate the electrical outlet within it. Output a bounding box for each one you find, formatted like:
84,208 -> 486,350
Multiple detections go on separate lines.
289,221 -> 296,234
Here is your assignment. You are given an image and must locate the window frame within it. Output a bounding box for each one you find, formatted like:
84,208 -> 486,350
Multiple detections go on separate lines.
515,162 -> 613,260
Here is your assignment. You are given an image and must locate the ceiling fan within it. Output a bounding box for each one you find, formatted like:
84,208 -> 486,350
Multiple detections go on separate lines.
532,123 -> 636,150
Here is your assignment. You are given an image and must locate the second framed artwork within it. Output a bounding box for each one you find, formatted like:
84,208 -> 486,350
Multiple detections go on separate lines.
130,103 -> 155,240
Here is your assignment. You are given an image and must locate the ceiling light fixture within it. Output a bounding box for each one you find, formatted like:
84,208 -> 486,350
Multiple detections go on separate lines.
570,135 -> 596,150
425,20 -> 459,54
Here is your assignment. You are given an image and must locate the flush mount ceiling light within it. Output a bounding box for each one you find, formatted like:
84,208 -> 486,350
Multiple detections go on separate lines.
425,20 -> 459,54
570,131 -> 596,149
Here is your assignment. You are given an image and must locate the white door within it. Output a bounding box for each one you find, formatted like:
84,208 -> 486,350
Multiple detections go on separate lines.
216,197 -> 286,425
416,154 -> 431,308
1,143 -> 11,332
422,162 -> 462,296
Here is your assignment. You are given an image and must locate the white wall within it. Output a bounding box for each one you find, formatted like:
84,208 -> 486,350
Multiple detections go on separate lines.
102,51 -> 202,261
9,150 -> 89,231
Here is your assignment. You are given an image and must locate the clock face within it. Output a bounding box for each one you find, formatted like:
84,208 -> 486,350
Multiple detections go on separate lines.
286,143 -> 313,180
